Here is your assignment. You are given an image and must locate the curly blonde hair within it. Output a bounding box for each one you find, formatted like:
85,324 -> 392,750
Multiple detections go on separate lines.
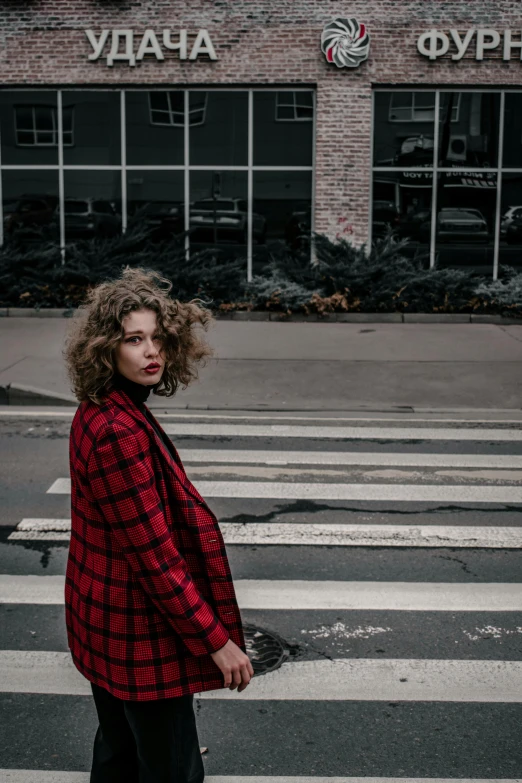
64,266 -> 214,404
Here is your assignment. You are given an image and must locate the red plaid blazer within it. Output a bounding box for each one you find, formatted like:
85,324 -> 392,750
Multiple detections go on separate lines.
65,386 -> 246,701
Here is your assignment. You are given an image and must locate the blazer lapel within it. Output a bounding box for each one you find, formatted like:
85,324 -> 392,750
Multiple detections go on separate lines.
107,388 -> 201,499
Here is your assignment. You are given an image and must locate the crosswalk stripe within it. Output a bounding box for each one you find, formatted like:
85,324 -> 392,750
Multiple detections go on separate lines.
1,775 -> 518,783
2,575 -> 521,610
0,651 -> 520,702
162,423 -> 522,441
9,519 -> 522,548
177,449 -> 522,468
45,478 -> 522,503
8,519 -> 522,548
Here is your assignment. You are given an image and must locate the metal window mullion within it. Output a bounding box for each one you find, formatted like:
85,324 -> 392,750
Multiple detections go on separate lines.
429,91 -> 441,269
57,91 -> 65,264
368,89 -> 375,251
184,90 -> 190,261
189,164 -> 249,171
247,89 -> 253,282
0,117 -> 3,247
310,87 -> 317,265
121,91 -> 127,234
493,91 -> 505,281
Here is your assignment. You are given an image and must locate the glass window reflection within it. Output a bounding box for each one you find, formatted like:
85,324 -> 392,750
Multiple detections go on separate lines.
2,170 -> 59,243
503,93 -> 522,168
127,171 -> 184,242
189,92 -> 247,166
372,172 -> 432,256
373,92 -> 435,167
64,171 -> 121,243
190,171 -> 248,252
254,92 -> 314,166
435,172 -> 496,273
0,91 -> 58,165
499,173 -> 522,269
438,92 -> 500,168
62,92 -> 120,165
126,91 -> 184,166
253,171 -> 312,248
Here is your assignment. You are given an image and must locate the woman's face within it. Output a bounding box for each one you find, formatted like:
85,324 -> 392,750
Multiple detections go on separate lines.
114,308 -> 166,386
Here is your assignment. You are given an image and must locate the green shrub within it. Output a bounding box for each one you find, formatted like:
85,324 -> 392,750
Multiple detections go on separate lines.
0,225 -> 520,317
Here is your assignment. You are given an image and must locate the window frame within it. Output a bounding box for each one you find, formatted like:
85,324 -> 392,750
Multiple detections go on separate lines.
388,92 -> 461,123
0,87 -> 315,280
14,104 -> 74,147
275,91 -> 314,122
148,90 -> 208,127
372,88 -> 515,279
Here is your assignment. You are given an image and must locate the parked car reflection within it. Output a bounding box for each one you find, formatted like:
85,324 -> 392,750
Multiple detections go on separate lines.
436,208 -> 489,244
190,198 -> 266,244
504,213 -> 522,244
63,198 -> 121,239
501,206 -> 522,238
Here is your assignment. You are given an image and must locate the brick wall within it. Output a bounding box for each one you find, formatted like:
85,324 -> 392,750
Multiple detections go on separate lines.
1,0 -> 522,243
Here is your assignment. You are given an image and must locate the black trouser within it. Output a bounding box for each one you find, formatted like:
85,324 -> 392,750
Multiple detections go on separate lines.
90,682 -> 205,783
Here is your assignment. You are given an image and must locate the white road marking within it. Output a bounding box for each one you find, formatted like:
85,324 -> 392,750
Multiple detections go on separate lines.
2,575 -> 522,610
163,423 -> 522,441
1,775 -> 517,783
2,407 -> 522,425
0,651 -> 519,702
8,518 -> 522,548
177,449 -> 522,469
9,519 -> 522,548
45,478 -> 522,503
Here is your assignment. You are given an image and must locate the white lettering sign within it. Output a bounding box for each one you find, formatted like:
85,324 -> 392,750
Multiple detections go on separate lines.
85,29 -> 218,65
417,28 -> 522,61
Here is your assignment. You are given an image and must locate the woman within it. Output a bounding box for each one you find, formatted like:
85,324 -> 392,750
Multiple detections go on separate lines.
64,266 -> 253,783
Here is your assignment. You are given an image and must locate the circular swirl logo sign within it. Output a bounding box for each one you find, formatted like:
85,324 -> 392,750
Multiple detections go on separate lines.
321,17 -> 370,68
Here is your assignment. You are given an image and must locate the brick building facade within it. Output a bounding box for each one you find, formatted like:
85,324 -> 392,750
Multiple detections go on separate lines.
1,1 -> 522,278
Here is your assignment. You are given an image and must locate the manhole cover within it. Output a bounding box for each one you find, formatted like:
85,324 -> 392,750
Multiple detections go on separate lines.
244,624 -> 297,675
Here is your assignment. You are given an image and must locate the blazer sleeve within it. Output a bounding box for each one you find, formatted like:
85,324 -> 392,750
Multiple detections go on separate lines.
87,420 -> 230,657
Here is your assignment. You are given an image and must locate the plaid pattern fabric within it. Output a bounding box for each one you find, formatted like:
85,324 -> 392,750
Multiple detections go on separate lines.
65,387 -> 246,701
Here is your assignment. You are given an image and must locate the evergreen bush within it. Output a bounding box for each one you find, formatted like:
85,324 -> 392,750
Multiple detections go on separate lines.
0,224 -> 520,317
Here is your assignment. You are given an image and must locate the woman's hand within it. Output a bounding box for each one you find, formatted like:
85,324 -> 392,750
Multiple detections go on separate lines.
210,639 -> 254,692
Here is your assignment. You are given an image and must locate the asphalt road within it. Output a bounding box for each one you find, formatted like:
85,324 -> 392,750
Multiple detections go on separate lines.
0,409 -> 521,780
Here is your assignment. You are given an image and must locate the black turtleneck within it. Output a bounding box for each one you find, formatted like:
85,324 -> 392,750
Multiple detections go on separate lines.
112,371 -> 153,407
111,371 -> 180,463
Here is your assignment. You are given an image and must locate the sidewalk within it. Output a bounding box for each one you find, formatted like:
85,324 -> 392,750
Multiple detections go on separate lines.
1,317 -> 521,410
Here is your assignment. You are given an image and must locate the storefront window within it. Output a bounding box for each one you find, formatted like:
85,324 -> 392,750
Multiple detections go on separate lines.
2,170 -> 59,243
127,171 -> 184,243
189,91 -> 248,166
0,91 -> 59,165
189,171 -> 248,255
62,92 -> 120,166
373,92 -> 436,167
435,172 -> 496,273
63,171 -> 121,244
499,174 -> 522,269
254,91 -> 314,166
0,88 -> 314,277
126,91 -> 184,166
502,94 -> 522,168
438,92 -> 499,168
372,89 -> 521,277
372,172 -> 432,260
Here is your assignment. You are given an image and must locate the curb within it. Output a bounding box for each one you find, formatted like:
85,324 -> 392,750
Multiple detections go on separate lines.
0,383 -> 77,406
1,307 -> 521,324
